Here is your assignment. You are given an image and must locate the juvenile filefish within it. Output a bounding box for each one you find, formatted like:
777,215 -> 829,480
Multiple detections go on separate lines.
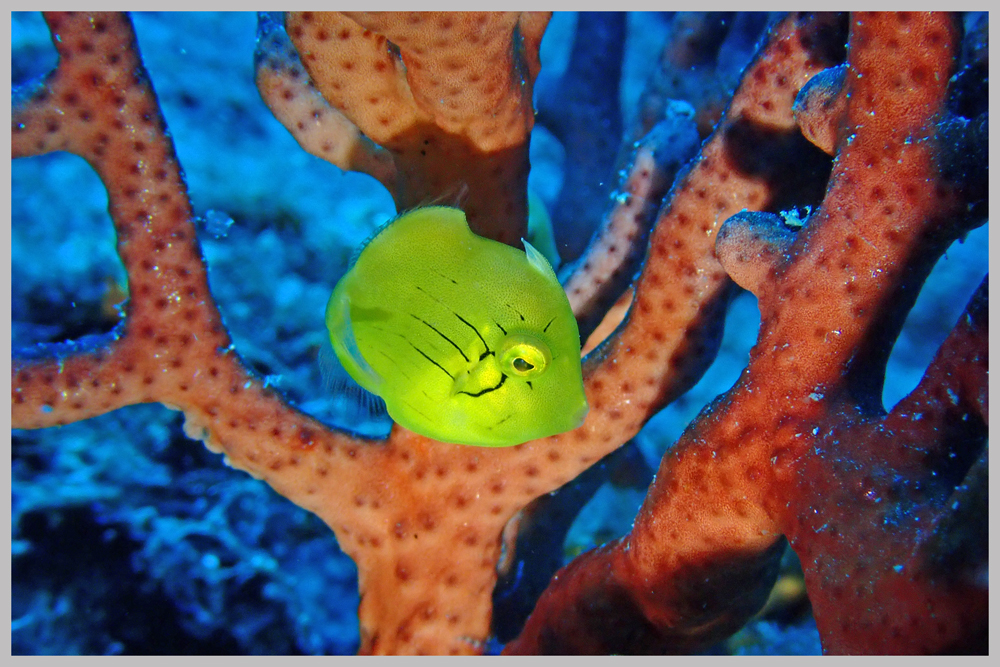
325,206 -> 588,447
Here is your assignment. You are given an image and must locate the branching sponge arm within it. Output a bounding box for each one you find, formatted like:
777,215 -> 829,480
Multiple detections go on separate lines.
254,12 -> 399,199
283,11 -> 549,245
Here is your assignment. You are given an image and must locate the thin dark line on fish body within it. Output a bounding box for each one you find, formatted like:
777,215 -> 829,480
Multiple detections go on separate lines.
407,341 -> 455,380
506,302 -> 526,322
402,399 -> 433,421
375,349 -> 413,381
410,313 -> 470,362
414,285 -> 491,353
431,268 -> 459,285
490,412 -> 514,430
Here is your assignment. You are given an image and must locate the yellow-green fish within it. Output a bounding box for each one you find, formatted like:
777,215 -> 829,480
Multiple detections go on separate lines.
325,206 -> 588,447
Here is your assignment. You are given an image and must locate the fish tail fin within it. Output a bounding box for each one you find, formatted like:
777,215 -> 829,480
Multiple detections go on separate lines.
317,335 -> 391,433
325,288 -> 384,393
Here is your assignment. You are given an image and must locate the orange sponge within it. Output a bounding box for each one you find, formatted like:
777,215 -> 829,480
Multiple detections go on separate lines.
280,12 -> 550,245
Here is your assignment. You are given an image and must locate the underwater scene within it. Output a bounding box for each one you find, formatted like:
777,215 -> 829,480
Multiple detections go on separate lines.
11,12 -> 988,655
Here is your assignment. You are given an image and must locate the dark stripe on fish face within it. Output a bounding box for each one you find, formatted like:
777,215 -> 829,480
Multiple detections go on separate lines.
432,269 -> 459,285
407,341 -> 454,380
376,349 -> 413,381
410,313 -> 470,362
543,317 -> 555,333
369,322 -> 456,379
494,320 -> 508,335
415,285 -> 492,354
490,412 -> 514,430
457,373 -> 507,397
452,312 -> 490,354
402,399 -> 433,421
505,303 -> 526,322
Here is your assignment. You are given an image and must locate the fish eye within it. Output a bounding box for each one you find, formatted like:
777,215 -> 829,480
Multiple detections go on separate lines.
499,334 -> 550,379
512,357 -> 534,372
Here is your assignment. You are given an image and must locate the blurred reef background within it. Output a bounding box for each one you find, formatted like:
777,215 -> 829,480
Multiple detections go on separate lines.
10,12 -> 988,655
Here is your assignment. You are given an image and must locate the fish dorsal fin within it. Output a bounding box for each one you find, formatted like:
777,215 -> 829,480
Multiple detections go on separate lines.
522,237 -> 559,283
348,215 -> 395,270
350,206 -> 466,269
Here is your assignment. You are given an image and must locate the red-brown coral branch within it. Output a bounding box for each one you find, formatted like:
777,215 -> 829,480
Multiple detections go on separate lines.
507,12 -> 986,655
12,11 -> 985,655
15,11 -> 837,654
12,12 -> 234,429
564,111 -> 699,341
629,13 -> 771,143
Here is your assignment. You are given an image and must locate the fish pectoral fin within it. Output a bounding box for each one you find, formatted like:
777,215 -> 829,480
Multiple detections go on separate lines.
326,290 -> 384,393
